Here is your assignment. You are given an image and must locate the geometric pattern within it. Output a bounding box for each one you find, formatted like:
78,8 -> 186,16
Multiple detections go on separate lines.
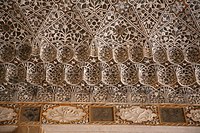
0,0 -> 200,105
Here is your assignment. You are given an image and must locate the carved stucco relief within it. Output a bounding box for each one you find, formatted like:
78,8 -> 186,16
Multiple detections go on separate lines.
187,109 -> 200,122
0,106 -> 17,122
0,0 -> 200,104
43,106 -> 86,123
117,106 -> 157,123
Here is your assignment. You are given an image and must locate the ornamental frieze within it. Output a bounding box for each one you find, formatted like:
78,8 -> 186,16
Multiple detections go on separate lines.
0,0 -> 200,105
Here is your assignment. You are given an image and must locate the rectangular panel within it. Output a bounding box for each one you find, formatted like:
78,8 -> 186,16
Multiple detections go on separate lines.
90,106 -> 114,122
160,107 -> 186,123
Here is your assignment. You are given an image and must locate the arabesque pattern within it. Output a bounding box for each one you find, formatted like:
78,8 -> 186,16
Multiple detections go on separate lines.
0,0 -> 200,104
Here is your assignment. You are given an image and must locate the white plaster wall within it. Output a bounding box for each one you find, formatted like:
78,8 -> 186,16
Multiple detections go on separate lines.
42,125 -> 200,133
0,126 -> 17,133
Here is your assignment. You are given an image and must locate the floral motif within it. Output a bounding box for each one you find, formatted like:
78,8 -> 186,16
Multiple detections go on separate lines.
98,45 -> 113,62
57,45 -> 74,63
74,43 -> 90,62
170,0 -> 188,15
139,64 -> 157,86
55,86 -> 72,102
102,64 -> 120,85
176,65 -> 196,86
168,87 -> 195,104
120,62 -> 138,85
0,0 -> 199,105
110,87 -> 127,103
46,63 -> 64,85
40,15 -> 90,47
26,62 -> 45,85
167,46 -> 184,64
0,43 -> 15,62
92,86 -> 109,102
4,63 -> 18,83
16,40 -> 32,61
117,106 -> 157,123
40,41 -> 57,63
74,86 -> 90,102
184,45 -> 200,63
76,0 -> 110,33
36,86 -> 55,102
43,106 -> 86,123
152,46 -> 168,63
0,11 -> 30,42
64,65 -> 83,85
129,45 -> 144,63
188,0 -> 200,27
157,65 -> 177,86
98,16 -> 144,45
17,83 -> 36,102
187,109 -> 200,122
83,63 -> 101,85
113,45 -> 128,63
0,106 -> 17,122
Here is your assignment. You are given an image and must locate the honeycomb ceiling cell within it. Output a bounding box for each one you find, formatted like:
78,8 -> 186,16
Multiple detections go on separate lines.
0,0 -> 200,105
